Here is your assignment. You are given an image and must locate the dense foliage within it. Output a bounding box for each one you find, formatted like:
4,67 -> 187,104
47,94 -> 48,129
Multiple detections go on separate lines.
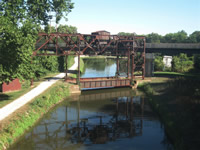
0,17 -> 38,83
0,0 -> 74,84
194,55 -> 200,72
154,56 -> 164,71
119,30 -> 200,73
171,54 -> 193,72
118,30 -> 200,43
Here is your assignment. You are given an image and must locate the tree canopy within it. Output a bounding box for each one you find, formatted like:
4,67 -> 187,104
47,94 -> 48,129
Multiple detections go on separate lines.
118,30 -> 200,43
0,0 -> 74,83
0,0 -> 74,25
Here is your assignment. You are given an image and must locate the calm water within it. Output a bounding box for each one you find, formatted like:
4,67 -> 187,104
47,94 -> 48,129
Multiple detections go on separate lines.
10,58 -> 173,150
81,58 -> 127,78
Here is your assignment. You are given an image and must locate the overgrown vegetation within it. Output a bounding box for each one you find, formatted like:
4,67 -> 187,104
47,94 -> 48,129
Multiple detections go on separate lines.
119,30 -> 200,43
138,76 -> 200,150
0,0 -> 74,84
0,55 -> 75,108
154,53 -> 200,74
171,54 -> 193,72
154,56 -> 164,71
0,72 -> 58,108
0,81 -> 70,150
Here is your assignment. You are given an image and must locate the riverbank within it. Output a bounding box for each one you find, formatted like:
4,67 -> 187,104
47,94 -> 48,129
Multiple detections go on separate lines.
0,56 -> 80,150
0,81 -> 70,150
138,76 -> 200,150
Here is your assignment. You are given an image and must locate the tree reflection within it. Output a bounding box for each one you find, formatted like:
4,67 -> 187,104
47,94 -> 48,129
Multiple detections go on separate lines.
83,58 -> 116,71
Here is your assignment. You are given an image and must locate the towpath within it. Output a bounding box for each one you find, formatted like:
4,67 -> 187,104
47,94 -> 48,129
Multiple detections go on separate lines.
0,57 -> 78,121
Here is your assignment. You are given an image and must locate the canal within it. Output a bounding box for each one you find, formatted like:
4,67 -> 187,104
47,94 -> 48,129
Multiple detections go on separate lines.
10,58 -> 174,150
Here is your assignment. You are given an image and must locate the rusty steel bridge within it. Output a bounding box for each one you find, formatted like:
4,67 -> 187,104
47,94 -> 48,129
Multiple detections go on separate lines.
34,31 -> 200,89
34,32 -> 146,89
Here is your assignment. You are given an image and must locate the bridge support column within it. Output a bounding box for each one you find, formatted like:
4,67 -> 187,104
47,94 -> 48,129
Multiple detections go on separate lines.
145,53 -> 155,77
116,55 -> 119,78
77,53 -> 80,85
77,37 -> 81,85
127,49 -> 130,78
142,39 -> 146,80
131,53 -> 135,80
65,55 -> 68,80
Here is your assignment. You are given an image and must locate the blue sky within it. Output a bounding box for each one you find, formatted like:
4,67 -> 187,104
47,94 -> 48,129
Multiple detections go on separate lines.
60,0 -> 200,35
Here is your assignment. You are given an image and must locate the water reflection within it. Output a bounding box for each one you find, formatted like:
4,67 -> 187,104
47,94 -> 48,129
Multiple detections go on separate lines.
68,97 -> 144,145
81,58 -> 129,78
10,92 -> 173,150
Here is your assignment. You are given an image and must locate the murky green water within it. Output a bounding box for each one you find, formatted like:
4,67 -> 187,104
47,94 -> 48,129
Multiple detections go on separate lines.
10,58 -> 174,150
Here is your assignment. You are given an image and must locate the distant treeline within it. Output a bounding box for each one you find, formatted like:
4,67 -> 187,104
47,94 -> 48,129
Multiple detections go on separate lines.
118,30 -> 200,43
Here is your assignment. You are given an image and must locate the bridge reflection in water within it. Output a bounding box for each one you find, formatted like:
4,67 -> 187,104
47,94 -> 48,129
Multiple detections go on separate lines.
10,89 -> 173,150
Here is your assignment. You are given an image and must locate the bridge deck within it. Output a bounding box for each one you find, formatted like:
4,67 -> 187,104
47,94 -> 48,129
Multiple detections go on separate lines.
66,77 -> 131,89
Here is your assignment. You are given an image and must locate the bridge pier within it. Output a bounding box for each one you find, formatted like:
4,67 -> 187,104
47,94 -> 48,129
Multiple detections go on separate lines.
65,55 -> 68,80
77,53 -> 80,85
131,53 -> 135,80
127,49 -> 130,78
145,53 -> 154,77
116,55 -> 120,78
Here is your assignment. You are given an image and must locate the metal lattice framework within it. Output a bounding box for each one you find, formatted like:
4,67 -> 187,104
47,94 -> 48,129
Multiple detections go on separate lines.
34,32 -> 146,81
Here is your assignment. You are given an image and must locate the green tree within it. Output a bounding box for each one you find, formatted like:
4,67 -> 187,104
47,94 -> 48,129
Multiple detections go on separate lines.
194,55 -> 200,72
33,55 -> 59,78
0,0 -> 74,83
171,54 -> 193,72
57,25 -> 77,33
0,0 -> 74,25
118,32 -> 136,36
146,33 -> 163,43
0,17 -> 37,83
154,56 -> 164,71
188,31 -> 200,43
163,30 -> 188,43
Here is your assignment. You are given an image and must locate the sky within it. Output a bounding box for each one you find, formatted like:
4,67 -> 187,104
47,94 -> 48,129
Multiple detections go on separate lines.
58,0 -> 200,35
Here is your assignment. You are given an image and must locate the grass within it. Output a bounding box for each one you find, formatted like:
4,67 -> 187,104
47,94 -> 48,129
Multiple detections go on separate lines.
0,72 -> 59,108
0,55 -> 76,149
154,71 -> 200,78
0,81 -> 70,150
68,57 -> 84,78
67,55 -> 75,68
0,55 -> 76,108
138,75 -> 200,150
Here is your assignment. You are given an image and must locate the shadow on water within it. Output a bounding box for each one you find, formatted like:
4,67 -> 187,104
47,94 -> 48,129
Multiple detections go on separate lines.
10,88 -> 174,150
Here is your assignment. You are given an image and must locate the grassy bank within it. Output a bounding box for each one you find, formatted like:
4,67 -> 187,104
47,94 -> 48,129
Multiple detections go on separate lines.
138,76 -> 200,150
154,71 -> 200,78
0,55 -> 75,109
68,57 -> 84,78
0,81 -> 70,150
0,73 -> 60,108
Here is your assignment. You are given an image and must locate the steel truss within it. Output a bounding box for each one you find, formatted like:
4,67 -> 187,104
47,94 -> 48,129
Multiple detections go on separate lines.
34,33 -> 146,79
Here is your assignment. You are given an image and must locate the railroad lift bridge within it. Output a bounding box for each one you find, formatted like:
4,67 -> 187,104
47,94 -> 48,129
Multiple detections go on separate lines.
34,31 -> 147,90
